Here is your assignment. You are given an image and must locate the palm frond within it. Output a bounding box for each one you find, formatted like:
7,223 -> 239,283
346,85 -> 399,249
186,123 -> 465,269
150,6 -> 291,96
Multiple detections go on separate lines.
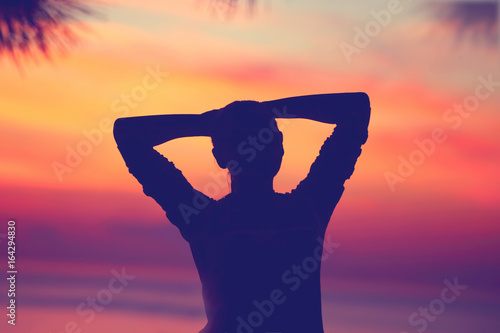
0,0 -> 96,64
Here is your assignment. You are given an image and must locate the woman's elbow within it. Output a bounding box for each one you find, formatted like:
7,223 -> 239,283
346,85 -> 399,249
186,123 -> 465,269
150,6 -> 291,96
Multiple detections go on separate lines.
113,117 -> 132,144
354,92 -> 370,110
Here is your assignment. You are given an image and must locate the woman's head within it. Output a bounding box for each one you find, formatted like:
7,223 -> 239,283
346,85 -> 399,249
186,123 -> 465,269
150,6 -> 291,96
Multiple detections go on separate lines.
211,101 -> 284,181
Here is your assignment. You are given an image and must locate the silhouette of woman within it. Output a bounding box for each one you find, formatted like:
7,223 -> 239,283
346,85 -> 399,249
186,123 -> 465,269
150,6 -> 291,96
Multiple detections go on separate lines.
114,93 -> 371,333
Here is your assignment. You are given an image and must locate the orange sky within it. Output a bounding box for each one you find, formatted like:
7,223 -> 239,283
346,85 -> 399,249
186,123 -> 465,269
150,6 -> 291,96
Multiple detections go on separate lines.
0,1 -> 499,333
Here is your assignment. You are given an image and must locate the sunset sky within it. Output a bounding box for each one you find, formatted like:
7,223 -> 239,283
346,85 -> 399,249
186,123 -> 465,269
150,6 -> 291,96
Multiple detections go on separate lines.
0,1 -> 499,332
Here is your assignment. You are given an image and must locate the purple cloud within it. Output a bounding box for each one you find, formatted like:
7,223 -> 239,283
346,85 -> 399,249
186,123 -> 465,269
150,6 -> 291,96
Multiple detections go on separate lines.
424,0 -> 499,45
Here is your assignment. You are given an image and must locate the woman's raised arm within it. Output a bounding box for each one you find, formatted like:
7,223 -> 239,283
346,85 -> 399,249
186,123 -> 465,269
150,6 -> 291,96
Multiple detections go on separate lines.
260,92 -> 370,127
113,110 -> 217,148
113,110 -> 220,234
262,93 -> 371,229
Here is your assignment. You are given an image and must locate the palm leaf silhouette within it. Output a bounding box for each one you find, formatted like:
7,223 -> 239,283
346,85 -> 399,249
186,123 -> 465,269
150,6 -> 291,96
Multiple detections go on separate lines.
0,0 -> 96,64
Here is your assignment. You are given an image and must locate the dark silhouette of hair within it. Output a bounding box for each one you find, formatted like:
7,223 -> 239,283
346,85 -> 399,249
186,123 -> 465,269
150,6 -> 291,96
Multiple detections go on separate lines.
211,100 -> 284,180
211,101 -> 274,151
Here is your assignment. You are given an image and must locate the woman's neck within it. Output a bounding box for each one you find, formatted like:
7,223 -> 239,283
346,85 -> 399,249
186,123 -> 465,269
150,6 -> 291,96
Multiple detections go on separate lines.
230,177 -> 274,197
